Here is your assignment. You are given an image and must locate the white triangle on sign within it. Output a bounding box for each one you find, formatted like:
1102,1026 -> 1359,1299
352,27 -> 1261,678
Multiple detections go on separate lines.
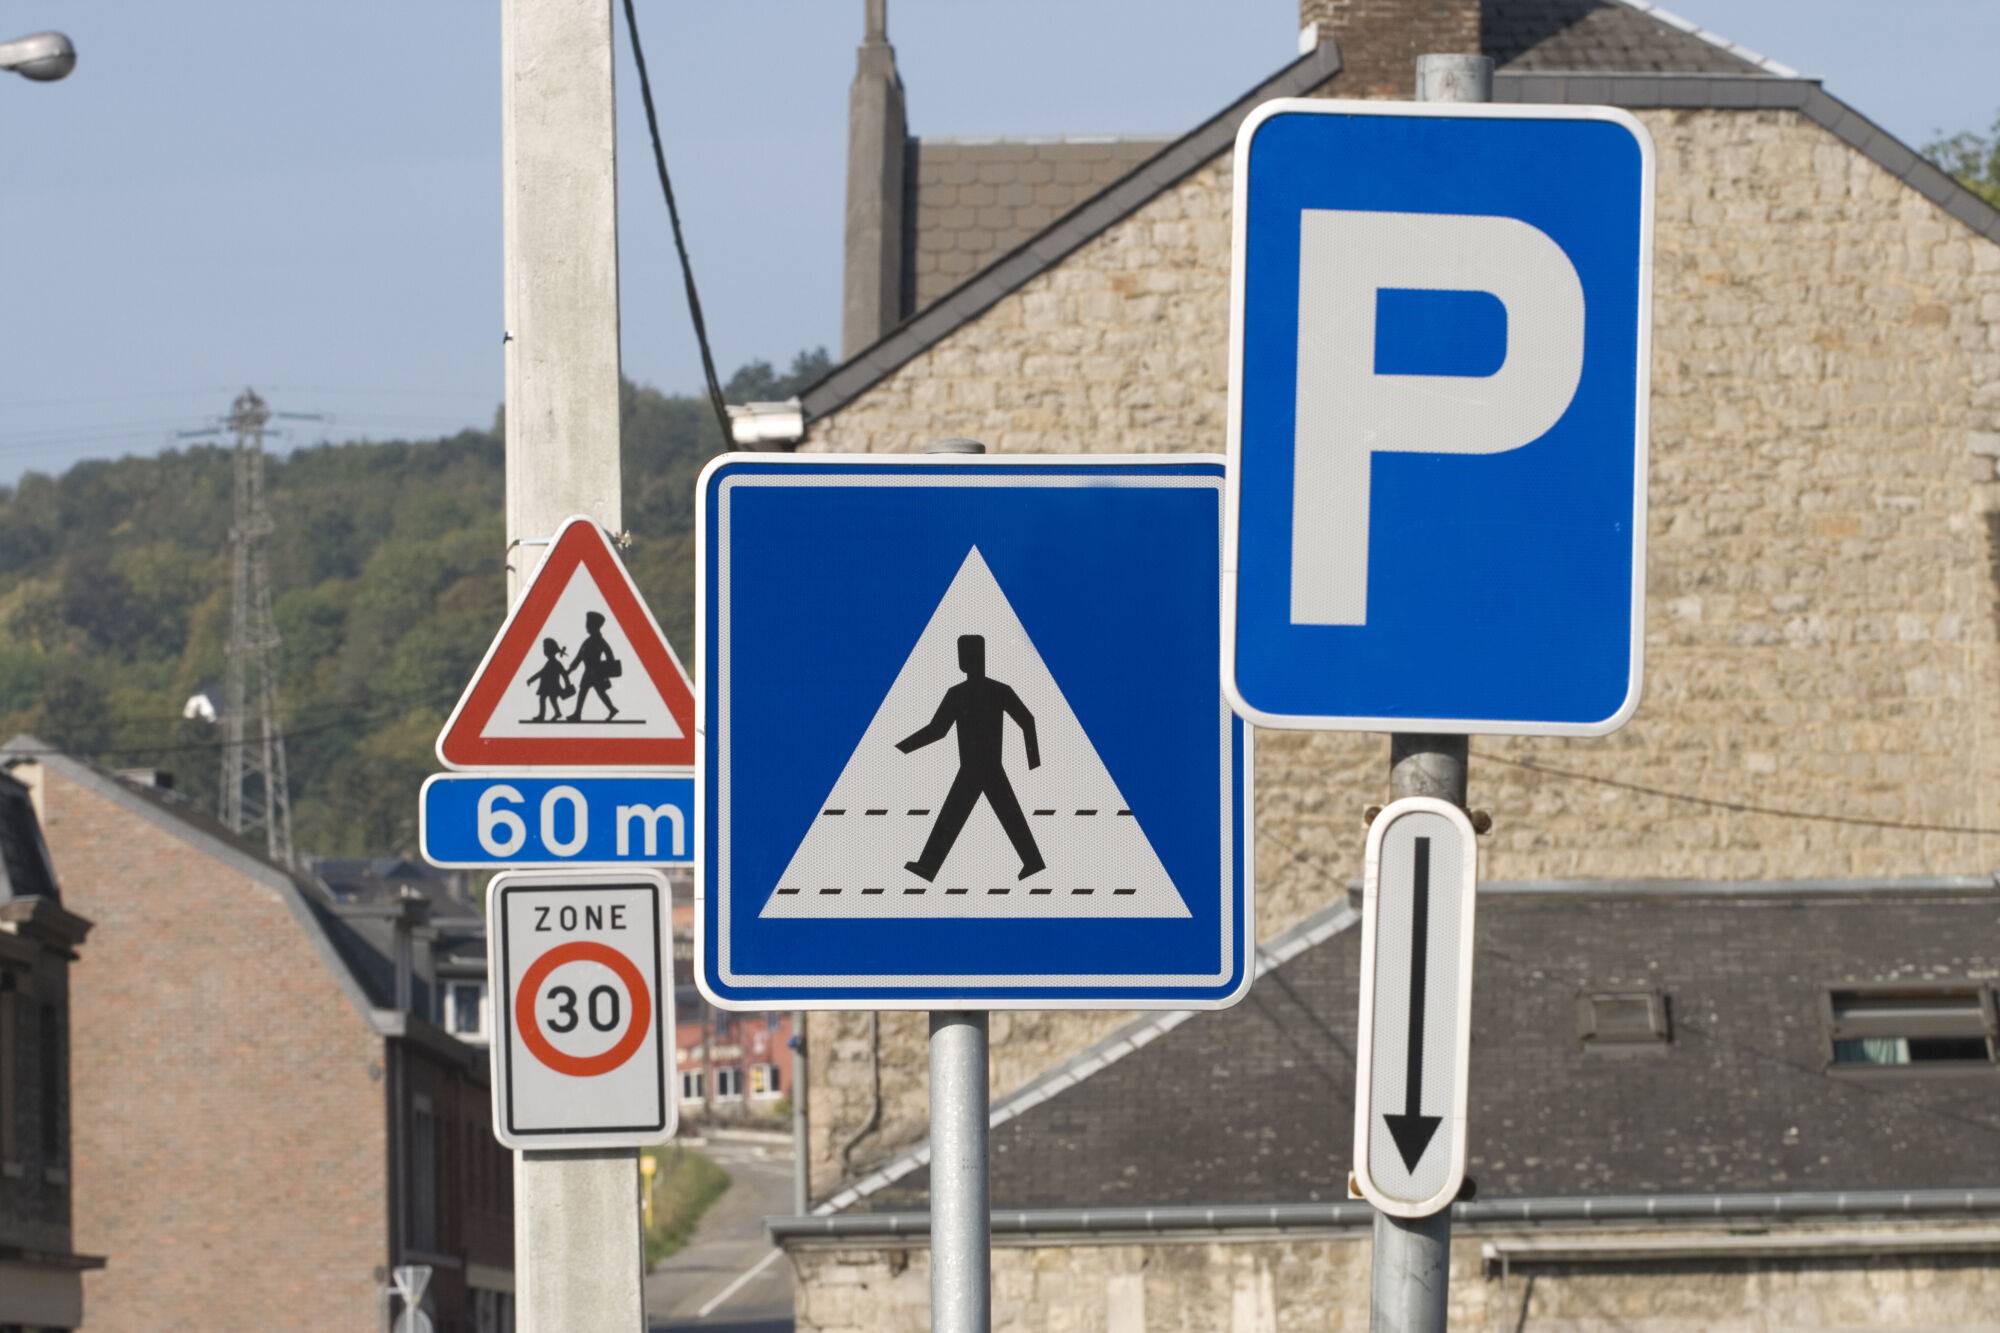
475,560 -> 685,743
762,547 -> 1189,920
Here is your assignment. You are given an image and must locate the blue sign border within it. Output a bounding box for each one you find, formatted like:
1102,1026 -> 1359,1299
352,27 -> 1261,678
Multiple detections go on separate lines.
1222,99 -> 1653,736
695,454 -> 1253,1011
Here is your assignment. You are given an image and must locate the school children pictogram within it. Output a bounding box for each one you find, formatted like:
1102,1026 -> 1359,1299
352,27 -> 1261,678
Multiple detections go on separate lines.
436,516 -> 695,770
761,546 -> 1189,920
522,612 -> 633,725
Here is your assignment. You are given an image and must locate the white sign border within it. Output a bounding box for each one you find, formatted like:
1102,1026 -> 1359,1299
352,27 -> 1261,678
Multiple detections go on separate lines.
1220,97 -> 1656,736
1351,796 -> 1479,1219
486,867 -> 678,1150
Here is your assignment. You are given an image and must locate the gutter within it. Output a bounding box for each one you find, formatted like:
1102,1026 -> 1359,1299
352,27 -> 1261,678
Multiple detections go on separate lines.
769,1189 -> 2000,1245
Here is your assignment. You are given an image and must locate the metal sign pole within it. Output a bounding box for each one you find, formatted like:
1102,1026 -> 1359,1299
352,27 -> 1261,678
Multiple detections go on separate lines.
917,436 -> 994,1333
1369,741 -> 1465,1331
1367,58 -> 1491,1333
929,1011 -> 991,1332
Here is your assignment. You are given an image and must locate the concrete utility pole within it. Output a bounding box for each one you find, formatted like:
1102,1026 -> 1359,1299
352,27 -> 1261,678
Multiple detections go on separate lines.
500,1 -> 636,1327
1367,56 -> 1491,1333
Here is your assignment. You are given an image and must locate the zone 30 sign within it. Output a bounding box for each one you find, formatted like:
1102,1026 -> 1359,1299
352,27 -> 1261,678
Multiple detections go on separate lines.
486,870 -> 675,1149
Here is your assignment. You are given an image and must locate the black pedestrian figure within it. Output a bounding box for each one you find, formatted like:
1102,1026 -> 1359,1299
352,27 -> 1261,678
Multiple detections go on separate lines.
897,634 -> 1045,882
567,611 -> 622,722
523,638 -> 573,722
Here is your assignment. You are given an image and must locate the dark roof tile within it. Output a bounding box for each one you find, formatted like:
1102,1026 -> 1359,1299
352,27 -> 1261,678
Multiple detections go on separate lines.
858,882 -> 2000,1211
907,139 -> 1170,311
1488,1 -> 1770,75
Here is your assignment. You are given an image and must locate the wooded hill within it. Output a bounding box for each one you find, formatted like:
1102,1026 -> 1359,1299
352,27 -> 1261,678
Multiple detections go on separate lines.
3,352 -> 825,857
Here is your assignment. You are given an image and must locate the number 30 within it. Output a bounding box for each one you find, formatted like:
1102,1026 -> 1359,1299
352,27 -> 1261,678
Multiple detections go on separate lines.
545,984 -> 622,1034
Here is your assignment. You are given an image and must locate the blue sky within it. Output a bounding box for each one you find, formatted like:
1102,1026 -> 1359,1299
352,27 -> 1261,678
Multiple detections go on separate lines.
1,1 -> 1995,482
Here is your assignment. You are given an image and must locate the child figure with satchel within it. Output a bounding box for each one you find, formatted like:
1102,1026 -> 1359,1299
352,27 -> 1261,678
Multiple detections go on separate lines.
568,610 -> 622,722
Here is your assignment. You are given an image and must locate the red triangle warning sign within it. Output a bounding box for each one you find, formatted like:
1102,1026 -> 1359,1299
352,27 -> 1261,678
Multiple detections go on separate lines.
436,516 -> 695,770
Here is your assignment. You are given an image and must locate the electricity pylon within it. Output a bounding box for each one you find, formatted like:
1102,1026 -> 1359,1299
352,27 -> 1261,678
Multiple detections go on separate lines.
217,388 -> 294,865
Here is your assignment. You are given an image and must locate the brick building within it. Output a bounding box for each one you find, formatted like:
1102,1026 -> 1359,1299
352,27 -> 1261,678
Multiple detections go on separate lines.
6,743 -> 514,1333
762,0 -> 2000,1327
0,771 -> 97,1330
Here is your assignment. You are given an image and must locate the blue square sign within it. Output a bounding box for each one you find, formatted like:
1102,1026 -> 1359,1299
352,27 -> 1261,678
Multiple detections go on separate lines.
696,456 -> 1251,1010
1224,100 -> 1654,734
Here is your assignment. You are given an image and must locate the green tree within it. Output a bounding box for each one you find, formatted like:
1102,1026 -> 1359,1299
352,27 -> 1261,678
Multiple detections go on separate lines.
1925,112 -> 2000,207
723,346 -> 832,402
0,353 -> 823,860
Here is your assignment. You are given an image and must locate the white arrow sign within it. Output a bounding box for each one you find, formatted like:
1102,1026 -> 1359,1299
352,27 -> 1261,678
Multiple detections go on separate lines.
1351,797 -> 1478,1218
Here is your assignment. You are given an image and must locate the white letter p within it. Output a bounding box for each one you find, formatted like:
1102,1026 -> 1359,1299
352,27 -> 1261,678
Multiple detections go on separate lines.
1290,210 -> 1585,626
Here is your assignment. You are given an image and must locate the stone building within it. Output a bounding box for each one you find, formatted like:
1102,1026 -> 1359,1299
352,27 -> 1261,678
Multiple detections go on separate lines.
6,743 -> 515,1333
0,770 -> 97,1330
765,0 -> 2000,1327
782,877 -> 2000,1330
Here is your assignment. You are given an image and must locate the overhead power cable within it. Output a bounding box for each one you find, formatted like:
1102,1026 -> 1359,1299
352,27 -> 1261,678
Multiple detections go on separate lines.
11,686 -> 462,762
620,0 -> 734,443
1486,753 -> 2000,838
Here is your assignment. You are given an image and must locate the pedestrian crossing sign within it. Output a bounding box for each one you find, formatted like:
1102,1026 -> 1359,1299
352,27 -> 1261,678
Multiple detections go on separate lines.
695,455 -> 1252,1010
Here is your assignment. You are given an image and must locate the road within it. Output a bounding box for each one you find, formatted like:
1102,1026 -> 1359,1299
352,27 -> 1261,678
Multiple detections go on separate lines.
647,1134 -> 796,1333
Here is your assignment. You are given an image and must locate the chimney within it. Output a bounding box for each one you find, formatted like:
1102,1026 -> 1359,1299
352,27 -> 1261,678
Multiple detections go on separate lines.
841,0 -> 908,357
390,885 -> 433,1018
1301,0 -> 1482,98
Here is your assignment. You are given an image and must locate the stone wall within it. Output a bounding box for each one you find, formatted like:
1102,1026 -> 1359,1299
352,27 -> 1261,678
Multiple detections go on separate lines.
799,108 -> 2000,1199
788,1227 -> 2000,1332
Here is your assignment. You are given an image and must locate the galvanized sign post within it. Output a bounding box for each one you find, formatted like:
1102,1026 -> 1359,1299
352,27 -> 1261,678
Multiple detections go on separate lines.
1224,50 -> 1654,1331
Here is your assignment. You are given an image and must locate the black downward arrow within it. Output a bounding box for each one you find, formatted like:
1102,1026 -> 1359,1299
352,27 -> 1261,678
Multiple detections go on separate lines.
1383,835 -> 1443,1172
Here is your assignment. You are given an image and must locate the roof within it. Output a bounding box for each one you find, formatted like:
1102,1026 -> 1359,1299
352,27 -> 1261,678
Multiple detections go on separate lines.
1488,0 -> 1792,76
799,13 -> 2000,435
312,854 -> 481,922
836,876 -> 2000,1214
907,137 -> 1170,311
0,736 -> 438,1035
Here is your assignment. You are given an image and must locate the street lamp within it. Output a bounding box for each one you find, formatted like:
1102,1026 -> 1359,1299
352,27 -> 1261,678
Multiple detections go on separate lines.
0,31 -> 75,82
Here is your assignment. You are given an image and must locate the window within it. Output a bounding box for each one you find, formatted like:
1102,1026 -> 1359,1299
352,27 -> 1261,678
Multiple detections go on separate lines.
0,977 -> 16,1169
1828,986 -> 1997,1069
714,1067 -> 743,1101
38,1002 -> 59,1160
680,1070 -> 704,1103
1576,990 -> 1671,1049
409,1094 -> 439,1252
749,1063 -> 782,1098
447,982 -> 488,1040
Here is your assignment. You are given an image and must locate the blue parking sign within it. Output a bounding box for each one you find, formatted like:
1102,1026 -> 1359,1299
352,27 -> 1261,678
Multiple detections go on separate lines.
696,456 -> 1251,1010
1224,100 -> 1653,734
